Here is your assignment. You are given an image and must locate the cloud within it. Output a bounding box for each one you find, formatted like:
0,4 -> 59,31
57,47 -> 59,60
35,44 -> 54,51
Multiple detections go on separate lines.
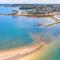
0,0 -> 60,4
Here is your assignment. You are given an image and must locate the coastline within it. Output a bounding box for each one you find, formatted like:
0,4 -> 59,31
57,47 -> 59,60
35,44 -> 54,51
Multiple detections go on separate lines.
0,36 -> 58,60
0,42 -> 46,60
0,13 -> 55,17
0,41 -> 55,60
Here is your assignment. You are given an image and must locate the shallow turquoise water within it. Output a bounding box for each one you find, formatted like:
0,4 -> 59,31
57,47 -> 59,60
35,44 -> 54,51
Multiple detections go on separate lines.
37,24 -> 60,60
0,7 -> 60,60
0,16 -> 51,50
38,41 -> 60,60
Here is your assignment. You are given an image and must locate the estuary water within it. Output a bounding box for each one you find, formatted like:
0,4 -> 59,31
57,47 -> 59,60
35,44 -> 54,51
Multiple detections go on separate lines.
0,7 -> 60,60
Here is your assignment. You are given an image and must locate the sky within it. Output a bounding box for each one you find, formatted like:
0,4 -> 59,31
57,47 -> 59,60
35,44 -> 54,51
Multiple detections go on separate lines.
0,0 -> 60,4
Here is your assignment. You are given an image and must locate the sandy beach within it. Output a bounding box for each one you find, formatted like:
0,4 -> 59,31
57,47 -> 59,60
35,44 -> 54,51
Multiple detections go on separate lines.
0,42 -> 47,60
